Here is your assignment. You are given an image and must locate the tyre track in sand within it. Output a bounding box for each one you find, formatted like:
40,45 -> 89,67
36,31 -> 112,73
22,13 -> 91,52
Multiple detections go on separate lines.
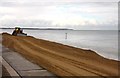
21,36 -> 118,76
21,37 -> 112,76
13,37 -> 99,76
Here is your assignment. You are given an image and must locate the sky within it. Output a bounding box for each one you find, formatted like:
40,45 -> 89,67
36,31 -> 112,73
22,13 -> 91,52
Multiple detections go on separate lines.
0,0 -> 119,30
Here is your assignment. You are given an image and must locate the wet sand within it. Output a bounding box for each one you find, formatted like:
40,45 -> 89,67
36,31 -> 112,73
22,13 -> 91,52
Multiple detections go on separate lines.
2,33 -> 119,77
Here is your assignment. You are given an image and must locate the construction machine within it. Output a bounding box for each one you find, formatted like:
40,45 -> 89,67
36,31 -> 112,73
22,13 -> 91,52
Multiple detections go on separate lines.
12,27 -> 27,36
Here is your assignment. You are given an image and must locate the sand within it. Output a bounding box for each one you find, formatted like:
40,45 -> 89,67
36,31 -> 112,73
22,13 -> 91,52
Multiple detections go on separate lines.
2,33 -> 119,77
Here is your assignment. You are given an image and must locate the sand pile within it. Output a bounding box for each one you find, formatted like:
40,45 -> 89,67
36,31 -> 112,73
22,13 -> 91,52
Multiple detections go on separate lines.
2,33 -> 119,77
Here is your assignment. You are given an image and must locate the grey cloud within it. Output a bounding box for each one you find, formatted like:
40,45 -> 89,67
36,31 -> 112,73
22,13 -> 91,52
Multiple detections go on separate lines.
0,0 -> 72,7
0,0 -> 118,30
0,19 -> 53,27
0,0 -> 119,7
0,18 -> 118,30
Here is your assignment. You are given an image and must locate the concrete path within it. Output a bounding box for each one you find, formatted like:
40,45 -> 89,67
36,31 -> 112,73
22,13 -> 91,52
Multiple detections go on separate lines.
0,43 -> 2,78
1,57 -> 20,77
2,45 -> 57,77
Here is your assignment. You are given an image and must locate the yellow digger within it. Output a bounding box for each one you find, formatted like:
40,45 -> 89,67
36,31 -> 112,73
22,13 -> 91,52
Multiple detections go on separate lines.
12,27 -> 27,36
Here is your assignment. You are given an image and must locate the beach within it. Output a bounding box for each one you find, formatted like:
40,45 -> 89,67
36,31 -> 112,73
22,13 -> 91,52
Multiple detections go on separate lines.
2,33 -> 119,77
1,29 -> 118,60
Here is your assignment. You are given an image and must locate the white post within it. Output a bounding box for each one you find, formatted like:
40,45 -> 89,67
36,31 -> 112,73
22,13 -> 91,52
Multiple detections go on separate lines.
65,33 -> 67,39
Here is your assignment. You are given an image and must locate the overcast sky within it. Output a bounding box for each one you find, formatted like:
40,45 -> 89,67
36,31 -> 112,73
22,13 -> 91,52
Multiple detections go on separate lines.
0,0 -> 119,30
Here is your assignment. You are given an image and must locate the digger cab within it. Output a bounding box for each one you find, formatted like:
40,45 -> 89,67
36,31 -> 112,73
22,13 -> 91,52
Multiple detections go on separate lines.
12,27 -> 27,36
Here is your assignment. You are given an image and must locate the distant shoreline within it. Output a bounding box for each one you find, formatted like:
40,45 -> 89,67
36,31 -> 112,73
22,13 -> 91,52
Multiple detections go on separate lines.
0,28 -> 118,31
0,28 -> 73,30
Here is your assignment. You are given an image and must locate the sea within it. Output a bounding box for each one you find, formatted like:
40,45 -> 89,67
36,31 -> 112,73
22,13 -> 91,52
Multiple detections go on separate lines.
1,29 -> 119,61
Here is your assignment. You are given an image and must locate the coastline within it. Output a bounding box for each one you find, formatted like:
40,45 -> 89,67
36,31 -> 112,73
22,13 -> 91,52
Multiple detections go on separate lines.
2,33 -> 119,76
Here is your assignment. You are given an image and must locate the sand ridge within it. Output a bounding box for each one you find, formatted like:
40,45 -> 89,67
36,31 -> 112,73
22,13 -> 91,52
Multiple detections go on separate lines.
2,33 -> 119,77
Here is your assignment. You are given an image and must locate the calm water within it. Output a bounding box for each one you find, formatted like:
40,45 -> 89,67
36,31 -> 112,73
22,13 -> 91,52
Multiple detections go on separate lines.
1,29 -> 118,61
